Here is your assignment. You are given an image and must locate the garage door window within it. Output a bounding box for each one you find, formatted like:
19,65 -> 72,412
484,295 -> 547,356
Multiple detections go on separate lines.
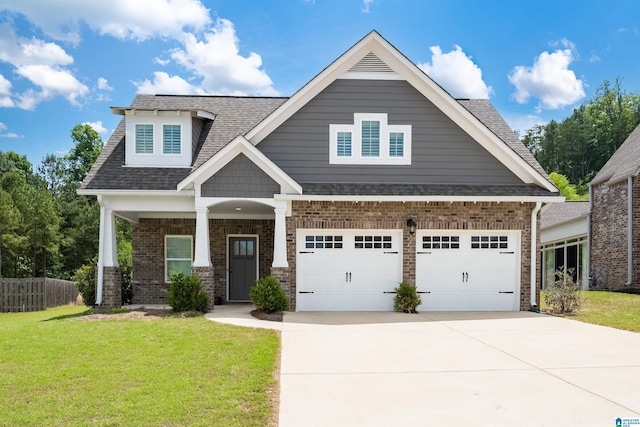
471,235 -> 508,249
305,235 -> 343,249
422,236 -> 460,249
355,235 -> 392,249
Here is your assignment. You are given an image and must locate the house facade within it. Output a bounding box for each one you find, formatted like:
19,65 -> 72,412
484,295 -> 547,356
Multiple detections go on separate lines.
589,125 -> 640,291
80,31 -> 562,311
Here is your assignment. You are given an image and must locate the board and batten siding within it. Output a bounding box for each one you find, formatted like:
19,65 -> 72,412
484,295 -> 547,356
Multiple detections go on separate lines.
257,79 -> 522,185
201,153 -> 280,197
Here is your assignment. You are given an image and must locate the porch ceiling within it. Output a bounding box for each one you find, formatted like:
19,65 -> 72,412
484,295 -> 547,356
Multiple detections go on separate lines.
209,200 -> 275,217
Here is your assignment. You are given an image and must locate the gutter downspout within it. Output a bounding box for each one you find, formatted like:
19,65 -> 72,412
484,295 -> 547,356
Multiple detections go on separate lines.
530,202 -> 542,308
627,176 -> 633,286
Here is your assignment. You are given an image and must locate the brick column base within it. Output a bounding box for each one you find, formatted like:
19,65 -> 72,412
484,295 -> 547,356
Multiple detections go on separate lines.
192,266 -> 215,311
270,267 -> 292,311
102,266 -> 122,309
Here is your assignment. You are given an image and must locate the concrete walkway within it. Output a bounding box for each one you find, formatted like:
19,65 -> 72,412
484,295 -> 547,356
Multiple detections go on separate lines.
279,311 -> 640,426
204,304 -> 282,331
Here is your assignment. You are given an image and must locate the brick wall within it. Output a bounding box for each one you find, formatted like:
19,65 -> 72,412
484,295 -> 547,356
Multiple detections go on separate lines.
284,201 -> 537,311
590,180 -> 629,289
132,218 -> 274,305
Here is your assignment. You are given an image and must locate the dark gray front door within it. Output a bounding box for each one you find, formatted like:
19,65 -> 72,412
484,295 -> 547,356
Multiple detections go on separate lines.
229,237 -> 257,300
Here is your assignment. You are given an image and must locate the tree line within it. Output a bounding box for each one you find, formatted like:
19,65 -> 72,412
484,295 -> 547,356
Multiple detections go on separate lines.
522,78 -> 640,197
0,125 -> 131,295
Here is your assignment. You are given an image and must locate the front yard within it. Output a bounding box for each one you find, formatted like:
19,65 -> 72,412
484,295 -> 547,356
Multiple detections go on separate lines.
0,306 -> 280,426
542,290 -> 640,332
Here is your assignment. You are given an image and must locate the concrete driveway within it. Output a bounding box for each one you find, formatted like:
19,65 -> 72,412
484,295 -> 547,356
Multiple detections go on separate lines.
279,311 -> 640,426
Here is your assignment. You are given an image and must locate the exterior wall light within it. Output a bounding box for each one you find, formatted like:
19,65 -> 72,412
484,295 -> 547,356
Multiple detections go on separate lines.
406,218 -> 417,235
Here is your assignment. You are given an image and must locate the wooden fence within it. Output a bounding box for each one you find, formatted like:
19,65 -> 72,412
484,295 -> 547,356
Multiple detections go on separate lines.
0,278 -> 78,312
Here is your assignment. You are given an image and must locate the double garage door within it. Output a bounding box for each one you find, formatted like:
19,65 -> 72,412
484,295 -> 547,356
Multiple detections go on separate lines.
296,229 -> 520,312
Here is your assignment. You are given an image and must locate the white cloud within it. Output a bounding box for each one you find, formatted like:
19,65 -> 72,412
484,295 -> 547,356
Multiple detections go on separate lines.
589,52 -> 601,63
362,0 -> 374,13
0,74 -> 14,107
1,132 -> 20,138
418,45 -> 493,99
0,122 -> 6,130
153,57 -> 171,66
134,71 -> 205,95
15,65 -> 88,109
167,19 -> 278,96
503,114 -> 546,136
97,77 -> 113,91
508,43 -> 585,110
0,23 -> 72,67
0,0 -> 211,43
83,120 -> 107,134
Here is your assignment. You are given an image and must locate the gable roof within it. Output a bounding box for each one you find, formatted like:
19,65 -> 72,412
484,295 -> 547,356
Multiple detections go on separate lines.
540,200 -> 589,229
245,30 -> 556,192
591,124 -> 640,186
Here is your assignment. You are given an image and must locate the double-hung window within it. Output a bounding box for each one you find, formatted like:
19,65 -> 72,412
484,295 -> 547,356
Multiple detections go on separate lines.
135,124 -> 154,154
165,235 -> 193,279
163,124 -> 181,155
329,113 -> 411,165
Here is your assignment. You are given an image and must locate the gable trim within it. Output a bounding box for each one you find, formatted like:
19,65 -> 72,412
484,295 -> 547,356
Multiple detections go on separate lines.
177,135 -> 302,194
244,31 -> 556,193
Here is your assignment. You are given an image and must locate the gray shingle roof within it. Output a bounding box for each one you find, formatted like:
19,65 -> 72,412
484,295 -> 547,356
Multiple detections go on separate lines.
591,124 -> 640,185
540,200 -> 589,229
303,183 -> 554,197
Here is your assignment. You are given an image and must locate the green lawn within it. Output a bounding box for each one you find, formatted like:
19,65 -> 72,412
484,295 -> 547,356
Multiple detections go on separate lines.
542,290 -> 640,332
0,306 -> 280,427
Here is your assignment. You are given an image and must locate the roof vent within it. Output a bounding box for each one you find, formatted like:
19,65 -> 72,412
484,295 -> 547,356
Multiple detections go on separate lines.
348,51 -> 394,73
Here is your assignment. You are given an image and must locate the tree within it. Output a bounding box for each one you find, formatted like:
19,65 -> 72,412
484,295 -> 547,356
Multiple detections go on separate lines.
64,124 -> 103,184
549,172 -> 586,200
0,189 -> 22,278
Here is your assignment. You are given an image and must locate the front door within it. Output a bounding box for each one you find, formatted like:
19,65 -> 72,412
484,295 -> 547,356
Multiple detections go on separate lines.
229,236 -> 258,301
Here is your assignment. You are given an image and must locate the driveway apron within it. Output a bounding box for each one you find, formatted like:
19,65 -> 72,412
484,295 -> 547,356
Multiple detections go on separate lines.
279,312 -> 640,426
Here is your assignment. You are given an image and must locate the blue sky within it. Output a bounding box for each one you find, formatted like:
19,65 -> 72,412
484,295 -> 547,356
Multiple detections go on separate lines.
1,0 -> 639,166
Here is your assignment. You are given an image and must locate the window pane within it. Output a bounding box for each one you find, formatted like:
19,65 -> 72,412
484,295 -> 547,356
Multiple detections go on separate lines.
361,120 -> 380,157
246,240 -> 254,256
389,132 -> 404,157
135,124 -> 153,154
167,236 -> 192,259
167,260 -> 192,277
163,125 -> 181,154
337,132 -> 352,157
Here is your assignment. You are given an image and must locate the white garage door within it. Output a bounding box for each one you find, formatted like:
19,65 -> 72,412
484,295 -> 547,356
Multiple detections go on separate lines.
416,230 -> 520,311
296,229 -> 402,311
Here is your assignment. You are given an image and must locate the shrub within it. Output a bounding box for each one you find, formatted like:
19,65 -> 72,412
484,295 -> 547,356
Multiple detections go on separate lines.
167,272 -> 210,313
545,269 -> 582,314
250,276 -> 289,313
393,282 -> 422,313
74,262 -> 97,307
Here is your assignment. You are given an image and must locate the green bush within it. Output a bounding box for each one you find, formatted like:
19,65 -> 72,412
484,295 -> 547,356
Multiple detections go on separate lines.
250,276 -> 289,313
393,282 -> 422,313
545,269 -> 581,314
74,262 -> 97,307
167,272 -> 210,313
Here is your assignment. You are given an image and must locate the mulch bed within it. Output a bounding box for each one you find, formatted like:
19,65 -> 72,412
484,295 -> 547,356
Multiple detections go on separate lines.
69,309 -> 198,322
250,309 -> 283,322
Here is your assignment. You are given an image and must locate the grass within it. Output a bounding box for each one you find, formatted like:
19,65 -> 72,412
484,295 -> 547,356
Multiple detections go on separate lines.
541,290 -> 640,332
0,306 -> 280,426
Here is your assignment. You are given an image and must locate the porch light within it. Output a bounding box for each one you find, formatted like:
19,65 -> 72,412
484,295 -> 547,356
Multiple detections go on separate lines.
235,207 -> 242,211
406,218 -> 417,235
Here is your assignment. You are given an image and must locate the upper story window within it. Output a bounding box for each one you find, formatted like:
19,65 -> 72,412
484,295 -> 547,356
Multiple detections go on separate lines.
329,113 -> 411,165
163,124 -> 181,155
135,124 -> 154,154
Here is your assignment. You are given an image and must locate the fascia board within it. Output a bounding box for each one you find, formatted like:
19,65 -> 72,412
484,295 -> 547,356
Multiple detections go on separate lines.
275,194 -> 565,203
77,189 -> 194,196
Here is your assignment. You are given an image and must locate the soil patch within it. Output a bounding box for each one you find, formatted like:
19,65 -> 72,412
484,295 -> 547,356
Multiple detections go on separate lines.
251,309 -> 283,322
69,309 -> 201,322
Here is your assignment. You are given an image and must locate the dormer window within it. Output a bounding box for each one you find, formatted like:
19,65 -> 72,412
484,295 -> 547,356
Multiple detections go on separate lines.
330,113 -> 411,165
163,125 -> 181,155
135,124 -> 154,154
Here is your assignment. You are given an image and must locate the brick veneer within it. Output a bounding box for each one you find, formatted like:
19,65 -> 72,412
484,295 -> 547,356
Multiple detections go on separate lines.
192,266 -> 215,310
132,218 -> 274,305
102,266 -> 122,309
283,200 -> 538,311
590,177 -> 640,290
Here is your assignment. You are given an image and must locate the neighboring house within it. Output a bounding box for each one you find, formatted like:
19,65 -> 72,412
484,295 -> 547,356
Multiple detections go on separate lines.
589,124 -> 640,291
79,31 -> 562,312
540,201 -> 589,289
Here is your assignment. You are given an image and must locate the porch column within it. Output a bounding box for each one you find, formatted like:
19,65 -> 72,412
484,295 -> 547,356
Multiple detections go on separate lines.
272,203 -> 289,268
192,207 -> 211,267
97,202 -> 120,308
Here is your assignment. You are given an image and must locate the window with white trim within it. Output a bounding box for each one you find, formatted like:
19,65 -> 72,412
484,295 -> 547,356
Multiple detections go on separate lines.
165,235 -> 192,279
135,124 -> 154,154
329,113 -> 411,165
163,124 -> 181,154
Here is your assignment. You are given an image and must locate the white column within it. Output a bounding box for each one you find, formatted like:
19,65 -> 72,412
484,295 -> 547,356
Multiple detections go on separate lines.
272,204 -> 289,268
193,207 -> 212,267
102,208 -> 119,268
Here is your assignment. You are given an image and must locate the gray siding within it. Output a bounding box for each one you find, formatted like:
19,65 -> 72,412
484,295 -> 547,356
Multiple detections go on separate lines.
258,79 -> 523,185
192,117 -> 203,161
202,153 -> 280,197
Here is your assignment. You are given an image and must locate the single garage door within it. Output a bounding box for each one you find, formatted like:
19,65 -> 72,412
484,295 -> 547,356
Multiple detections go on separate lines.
296,229 -> 402,311
416,230 -> 521,311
